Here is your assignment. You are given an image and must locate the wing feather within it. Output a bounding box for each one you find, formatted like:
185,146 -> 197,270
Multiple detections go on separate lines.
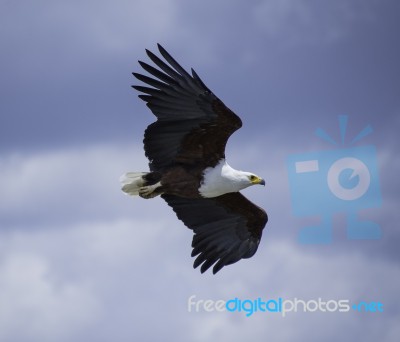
133,44 -> 242,171
162,192 -> 268,274
138,60 -> 178,85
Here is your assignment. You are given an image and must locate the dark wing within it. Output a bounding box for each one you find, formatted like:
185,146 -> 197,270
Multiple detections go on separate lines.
133,44 -> 242,171
162,192 -> 268,274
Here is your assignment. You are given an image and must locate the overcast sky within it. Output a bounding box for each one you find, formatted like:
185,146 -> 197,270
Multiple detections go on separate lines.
1,0 -> 399,341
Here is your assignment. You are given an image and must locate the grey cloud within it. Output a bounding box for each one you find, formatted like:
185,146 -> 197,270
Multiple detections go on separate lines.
0,219 -> 398,341
1,0 -> 399,340
252,0 -> 380,44
0,132 -> 398,341
0,144 -> 152,226
1,0 -> 399,151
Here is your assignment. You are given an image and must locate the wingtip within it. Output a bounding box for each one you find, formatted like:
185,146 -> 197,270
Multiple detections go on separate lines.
145,48 -> 155,59
193,259 -> 220,274
157,43 -> 171,61
157,43 -> 167,54
132,72 -> 144,83
191,67 -> 211,92
212,264 -> 223,274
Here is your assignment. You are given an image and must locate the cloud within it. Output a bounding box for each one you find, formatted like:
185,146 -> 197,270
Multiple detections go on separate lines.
0,252 -> 100,342
1,0 -> 399,339
185,244 -> 400,342
0,142 -> 398,341
0,200 -> 190,340
0,143 -> 150,225
1,220 -> 398,341
1,0 -> 179,61
2,0 -> 397,154
252,0 -> 378,45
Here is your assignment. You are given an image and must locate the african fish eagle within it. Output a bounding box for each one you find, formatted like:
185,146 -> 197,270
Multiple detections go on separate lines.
121,44 -> 268,274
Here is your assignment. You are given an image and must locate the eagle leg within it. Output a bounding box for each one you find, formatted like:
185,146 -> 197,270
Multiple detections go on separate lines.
139,182 -> 163,199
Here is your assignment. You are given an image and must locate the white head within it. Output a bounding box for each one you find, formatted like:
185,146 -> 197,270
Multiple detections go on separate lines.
199,160 -> 266,198
236,171 -> 266,189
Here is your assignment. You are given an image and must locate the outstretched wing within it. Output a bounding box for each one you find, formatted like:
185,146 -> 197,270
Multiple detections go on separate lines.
133,44 -> 242,171
162,192 -> 268,274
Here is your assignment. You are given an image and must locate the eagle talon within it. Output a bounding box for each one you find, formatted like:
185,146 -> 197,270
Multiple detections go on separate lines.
139,182 -> 162,199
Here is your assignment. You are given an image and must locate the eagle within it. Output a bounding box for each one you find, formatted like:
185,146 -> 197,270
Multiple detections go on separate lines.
121,44 -> 268,274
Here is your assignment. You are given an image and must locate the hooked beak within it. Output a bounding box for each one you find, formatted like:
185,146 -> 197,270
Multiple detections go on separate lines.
259,178 -> 266,186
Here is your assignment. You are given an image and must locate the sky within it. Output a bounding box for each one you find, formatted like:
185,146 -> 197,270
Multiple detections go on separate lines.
1,0 -> 399,341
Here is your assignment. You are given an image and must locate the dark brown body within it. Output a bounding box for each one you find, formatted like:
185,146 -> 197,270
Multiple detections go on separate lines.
144,165 -> 204,198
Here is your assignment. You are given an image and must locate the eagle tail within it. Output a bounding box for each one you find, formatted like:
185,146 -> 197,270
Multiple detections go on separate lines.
120,172 -> 148,196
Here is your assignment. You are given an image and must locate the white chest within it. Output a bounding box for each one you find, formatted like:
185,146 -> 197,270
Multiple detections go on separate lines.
199,160 -> 249,198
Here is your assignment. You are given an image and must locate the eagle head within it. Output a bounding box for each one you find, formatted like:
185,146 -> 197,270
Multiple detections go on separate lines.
247,173 -> 266,186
